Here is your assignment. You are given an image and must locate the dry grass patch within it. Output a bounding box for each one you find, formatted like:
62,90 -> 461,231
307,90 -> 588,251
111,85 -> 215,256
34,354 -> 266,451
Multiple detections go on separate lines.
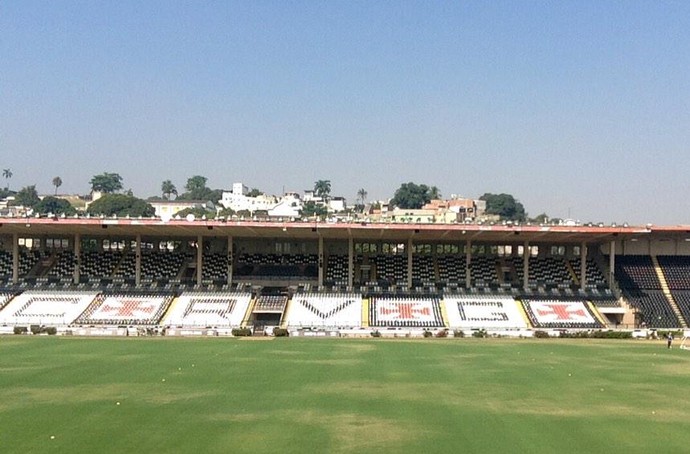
0,383 -> 217,411
293,411 -> 426,452
286,358 -> 364,366
306,380 -> 459,404
332,342 -> 377,353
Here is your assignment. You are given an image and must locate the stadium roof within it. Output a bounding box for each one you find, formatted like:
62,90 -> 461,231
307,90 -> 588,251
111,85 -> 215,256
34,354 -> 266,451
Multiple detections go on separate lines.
3,217 -> 689,243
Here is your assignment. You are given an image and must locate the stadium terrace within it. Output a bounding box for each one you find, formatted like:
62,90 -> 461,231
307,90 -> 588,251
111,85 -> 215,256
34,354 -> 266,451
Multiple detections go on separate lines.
1,217 -> 690,337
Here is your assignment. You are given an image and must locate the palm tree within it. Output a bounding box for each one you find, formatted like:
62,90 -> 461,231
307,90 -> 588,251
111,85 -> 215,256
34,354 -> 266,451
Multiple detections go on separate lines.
357,188 -> 368,212
430,186 -> 441,200
314,179 -> 331,218
161,180 -> 178,200
3,168 -> 12,190
52,176 -> 63,195
314,179 -> 331,199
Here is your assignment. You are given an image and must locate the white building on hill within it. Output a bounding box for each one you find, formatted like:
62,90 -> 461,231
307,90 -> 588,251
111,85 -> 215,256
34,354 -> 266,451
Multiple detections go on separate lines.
219,183 -> 277,213
303,190 -> 347,213
219,182 -> 346,217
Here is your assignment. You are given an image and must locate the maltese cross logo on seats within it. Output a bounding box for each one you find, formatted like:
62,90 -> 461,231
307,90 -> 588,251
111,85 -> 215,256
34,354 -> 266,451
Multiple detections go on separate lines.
380,302 -> 431,319
101,300 -> 156,317
536,303 -> 586,320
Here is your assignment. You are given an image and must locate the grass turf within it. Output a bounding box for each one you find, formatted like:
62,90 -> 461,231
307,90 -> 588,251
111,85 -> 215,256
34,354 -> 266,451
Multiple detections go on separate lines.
1,337 -> 689,453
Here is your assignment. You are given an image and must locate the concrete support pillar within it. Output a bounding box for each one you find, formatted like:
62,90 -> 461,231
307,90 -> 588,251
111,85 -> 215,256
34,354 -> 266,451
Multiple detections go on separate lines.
135,235 -> 142,286
522,241 -> 530,290
609,241 -> 616,287
465,240 -> 472,288
227,236 -> 233,286
196,235 -> 203,286
348,237 -> 354,288
73,233 -> 81,284
318,235 -> 324,287
580,242 -> 588,291
12,233 -> 19,284
407,237 -> 414,289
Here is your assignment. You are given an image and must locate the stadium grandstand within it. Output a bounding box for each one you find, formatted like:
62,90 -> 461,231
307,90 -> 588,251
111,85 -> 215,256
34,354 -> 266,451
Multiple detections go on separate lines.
1,217 -> 690,336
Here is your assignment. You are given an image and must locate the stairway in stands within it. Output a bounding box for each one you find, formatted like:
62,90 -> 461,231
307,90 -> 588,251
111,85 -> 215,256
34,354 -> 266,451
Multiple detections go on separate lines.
29,252 -> 57,277
564,259 -> 579,286
652,256 -> 688,328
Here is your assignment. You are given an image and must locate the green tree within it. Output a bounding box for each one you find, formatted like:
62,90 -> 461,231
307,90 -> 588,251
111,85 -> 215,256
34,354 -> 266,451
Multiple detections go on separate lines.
13,185 -> 40,208
314,180 -> 331,199
177,175 -> 221,202
390,182 -> 435,209
3,168 -> 12,190
87,194 -> 155,217
357,188 -> 368,209
247,188 -> 263,197
161,180 -> 177,200
52,176 -> 63,195
530,213 -> 549,224
90,172 -> 123,194
430,186 -> 441,200
185,175 -> 207,193
217,207 -> 236,218
300,201 -> 327,219
479,193 -> 526,221
175,206 -> 216,220
314,179 -> 332,217
34,196 -> 76,216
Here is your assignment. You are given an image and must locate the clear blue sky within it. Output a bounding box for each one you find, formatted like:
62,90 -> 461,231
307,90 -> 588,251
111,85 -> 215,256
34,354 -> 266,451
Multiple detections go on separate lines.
2,1 -> 689,224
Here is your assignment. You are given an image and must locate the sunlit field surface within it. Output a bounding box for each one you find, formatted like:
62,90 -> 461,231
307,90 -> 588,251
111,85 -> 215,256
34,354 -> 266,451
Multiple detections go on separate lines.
1,337 -> 689,453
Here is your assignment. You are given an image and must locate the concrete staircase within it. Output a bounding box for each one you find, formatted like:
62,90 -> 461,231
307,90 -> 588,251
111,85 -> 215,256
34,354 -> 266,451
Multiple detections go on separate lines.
652,256 -> 687,328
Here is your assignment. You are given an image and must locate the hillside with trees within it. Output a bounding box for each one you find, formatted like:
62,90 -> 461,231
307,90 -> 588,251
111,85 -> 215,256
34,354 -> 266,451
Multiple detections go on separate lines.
479,193 -> 526,221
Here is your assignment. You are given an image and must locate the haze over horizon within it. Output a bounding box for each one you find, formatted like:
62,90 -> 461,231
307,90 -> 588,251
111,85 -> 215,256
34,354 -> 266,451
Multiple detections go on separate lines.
2,1 -> 689,225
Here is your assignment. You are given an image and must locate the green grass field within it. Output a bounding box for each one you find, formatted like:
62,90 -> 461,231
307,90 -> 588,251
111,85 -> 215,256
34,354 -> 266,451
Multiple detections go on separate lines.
1,337 -> 689,453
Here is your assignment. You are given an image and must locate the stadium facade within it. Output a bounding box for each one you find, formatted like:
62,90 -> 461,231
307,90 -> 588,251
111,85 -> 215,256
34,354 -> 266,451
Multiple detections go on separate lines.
1,217 -> 690,335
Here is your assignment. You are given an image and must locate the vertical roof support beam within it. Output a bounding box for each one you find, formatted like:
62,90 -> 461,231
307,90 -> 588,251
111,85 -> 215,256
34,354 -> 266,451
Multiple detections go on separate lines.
318,235 -> 324,288
227,235 -> 233,287
135,234 -> 142,287
73,233 -> 81,285
580,242 -> 588,291
12,233 -> 18,284
523,241 -> 530,291
348,236 -> 354,288
465,240 -> 472,289
196,235 -> 203,287
609,240 -> 616,289
407,237 -> 413,289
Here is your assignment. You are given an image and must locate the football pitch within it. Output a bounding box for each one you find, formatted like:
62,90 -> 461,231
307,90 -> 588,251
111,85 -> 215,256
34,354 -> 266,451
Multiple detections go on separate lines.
1,337 -> 689,453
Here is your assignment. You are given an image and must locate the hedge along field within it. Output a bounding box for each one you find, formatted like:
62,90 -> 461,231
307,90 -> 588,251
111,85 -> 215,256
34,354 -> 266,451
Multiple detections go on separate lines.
1,337 -> 690,454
